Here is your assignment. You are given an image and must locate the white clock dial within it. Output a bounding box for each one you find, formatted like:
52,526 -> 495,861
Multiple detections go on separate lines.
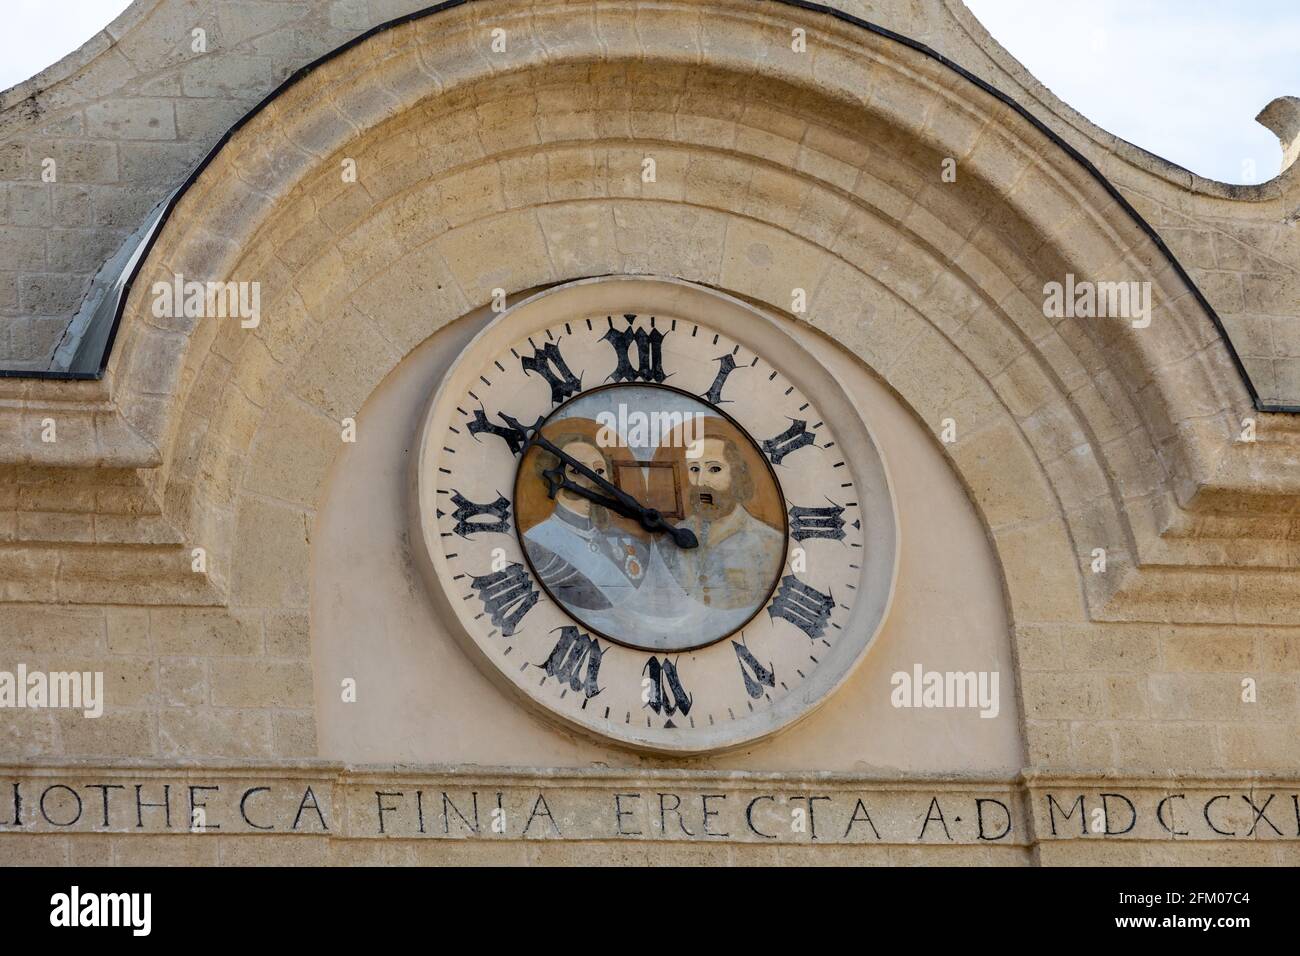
412,277 -> 897,754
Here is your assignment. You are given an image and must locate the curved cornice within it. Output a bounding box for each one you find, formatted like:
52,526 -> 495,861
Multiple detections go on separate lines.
3,0 -> 1285,419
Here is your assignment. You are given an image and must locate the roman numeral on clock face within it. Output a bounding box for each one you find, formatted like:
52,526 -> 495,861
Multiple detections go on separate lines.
537,626 -> 603,698
762,419 -> 817,464
469,562 -> 540,636
603,316 -> 667,383
466,409 -> 542,456
520,341 -> 582,405
788,502 -> 846,542
450,491 -> 511,537
733,641 -> 775,699
703,353 -> 737,404
768,575 -> 835,640
642,657 -> 693,716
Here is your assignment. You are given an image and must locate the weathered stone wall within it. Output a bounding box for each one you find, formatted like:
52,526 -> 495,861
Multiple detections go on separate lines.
0,0 -> 1297,865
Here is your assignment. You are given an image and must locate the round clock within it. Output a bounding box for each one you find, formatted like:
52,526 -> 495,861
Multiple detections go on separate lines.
412,277 -> 897,754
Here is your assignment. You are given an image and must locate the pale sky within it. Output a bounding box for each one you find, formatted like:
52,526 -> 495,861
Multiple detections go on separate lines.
0,1 -> 1295,184
964,0 -> 1300,184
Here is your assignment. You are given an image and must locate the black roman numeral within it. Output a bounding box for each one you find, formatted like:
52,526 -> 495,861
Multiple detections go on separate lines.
449,491 -> 511,537
537,626 -> 603,698
642,657 -> 692,717
788,502 -> 846,542
469,563 -> 540,637
762,419 -> 817,465
520,341 -> 582,405
466,409 -> 542,456
703,353 -> 737,405
603,316 -> 667,383
733,641 -> 775,699
768,575 -> 835,640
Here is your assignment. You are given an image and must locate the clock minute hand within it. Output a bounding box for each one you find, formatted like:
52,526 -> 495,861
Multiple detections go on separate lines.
527,431 -> 698,550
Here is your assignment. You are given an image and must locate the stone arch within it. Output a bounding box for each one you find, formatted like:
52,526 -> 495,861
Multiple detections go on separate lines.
87,0 -> 1264,765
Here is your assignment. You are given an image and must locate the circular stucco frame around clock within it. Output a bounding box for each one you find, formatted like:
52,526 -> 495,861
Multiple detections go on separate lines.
410,276 -> 900,755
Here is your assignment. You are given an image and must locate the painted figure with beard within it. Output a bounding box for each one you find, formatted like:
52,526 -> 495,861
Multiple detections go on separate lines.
664,432 -> 786,612
521,432 -> 649,611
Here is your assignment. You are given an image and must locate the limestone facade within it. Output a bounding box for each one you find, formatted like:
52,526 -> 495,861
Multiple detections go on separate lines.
0,0 -> 1298,865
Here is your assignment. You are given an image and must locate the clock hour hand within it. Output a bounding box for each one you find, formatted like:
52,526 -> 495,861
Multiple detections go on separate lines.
542,465 -> 643,522
527,430 -> 698,550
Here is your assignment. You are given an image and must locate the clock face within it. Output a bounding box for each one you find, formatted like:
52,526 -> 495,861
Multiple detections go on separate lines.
412,277 -> 897,754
